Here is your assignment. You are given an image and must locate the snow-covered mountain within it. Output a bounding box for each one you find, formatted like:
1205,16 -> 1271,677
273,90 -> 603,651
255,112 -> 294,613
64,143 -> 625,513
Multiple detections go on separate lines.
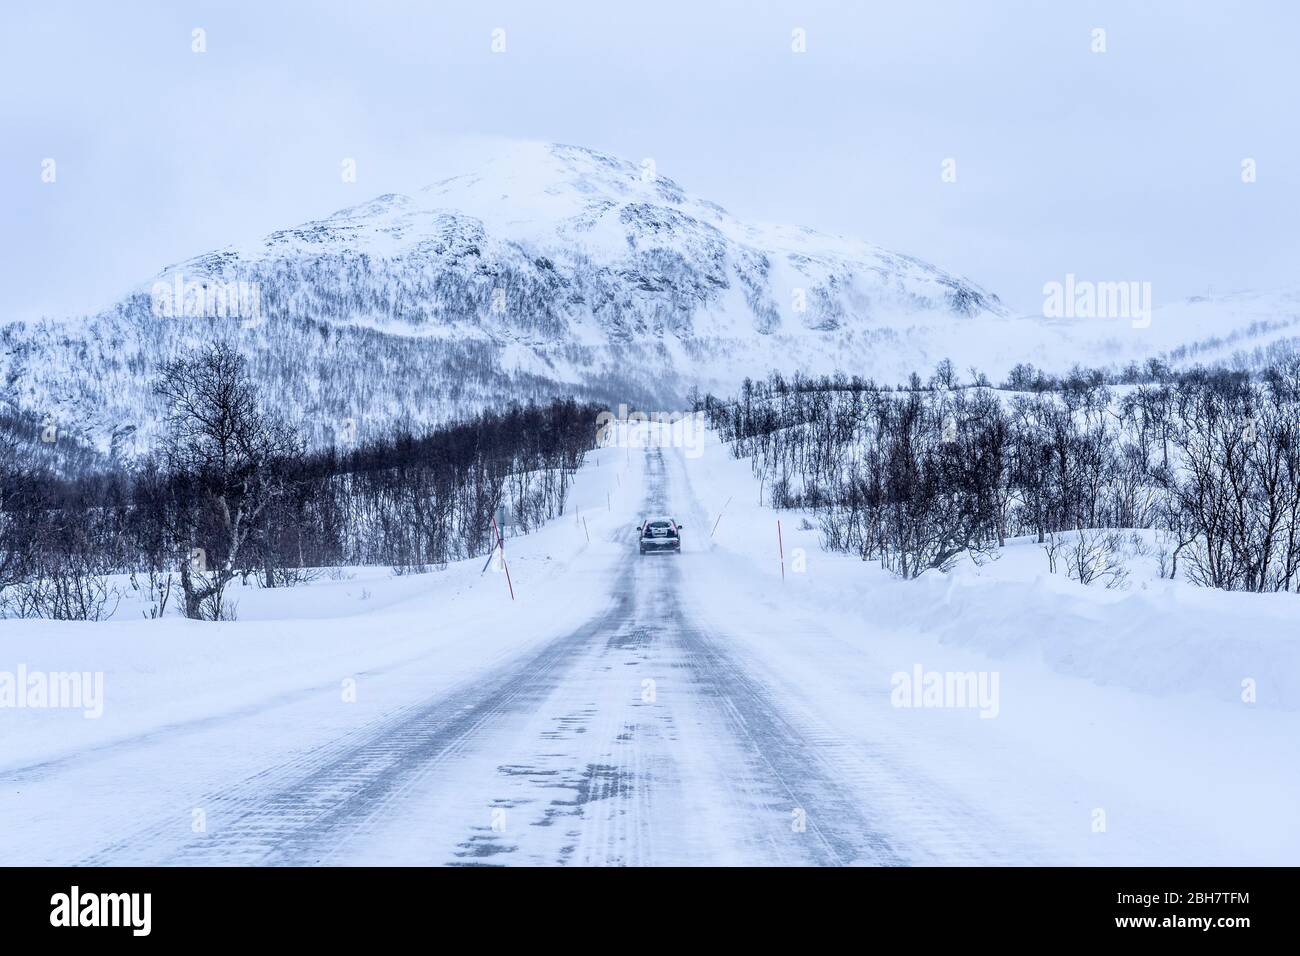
3,141 -> 1296,457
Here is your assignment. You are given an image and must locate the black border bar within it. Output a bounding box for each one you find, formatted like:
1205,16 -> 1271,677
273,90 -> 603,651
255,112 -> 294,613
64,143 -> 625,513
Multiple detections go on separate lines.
0,866 -> 1287,943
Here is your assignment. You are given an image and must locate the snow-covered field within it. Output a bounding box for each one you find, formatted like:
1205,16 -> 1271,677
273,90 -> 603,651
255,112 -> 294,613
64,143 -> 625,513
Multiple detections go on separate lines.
2,425 -> 1297,865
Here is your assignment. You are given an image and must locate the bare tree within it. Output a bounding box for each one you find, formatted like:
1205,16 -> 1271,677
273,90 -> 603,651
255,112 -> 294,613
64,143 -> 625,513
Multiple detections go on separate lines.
154,343 -> 301,619
0,434 -> 41,592
1064,529 -> 1129,589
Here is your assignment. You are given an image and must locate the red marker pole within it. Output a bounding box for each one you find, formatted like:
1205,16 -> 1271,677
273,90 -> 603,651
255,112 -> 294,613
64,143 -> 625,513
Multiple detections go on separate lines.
492,514 -> 515,601
777,519 -> 785,581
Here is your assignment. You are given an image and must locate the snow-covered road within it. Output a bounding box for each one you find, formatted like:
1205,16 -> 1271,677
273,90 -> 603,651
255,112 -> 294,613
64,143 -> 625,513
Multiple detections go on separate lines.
3,432 -> 1298,865
2,447 -> 904,865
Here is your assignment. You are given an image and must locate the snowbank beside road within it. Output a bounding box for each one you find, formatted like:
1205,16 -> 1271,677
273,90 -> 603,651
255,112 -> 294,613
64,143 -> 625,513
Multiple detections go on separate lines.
687,429 -> 1300,710
675,428 -> 1300,864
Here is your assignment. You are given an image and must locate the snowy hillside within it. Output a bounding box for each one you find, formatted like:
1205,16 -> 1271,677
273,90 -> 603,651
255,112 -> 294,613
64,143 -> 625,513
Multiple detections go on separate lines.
1,141 -> 1002,456
4,142 -> 1297,458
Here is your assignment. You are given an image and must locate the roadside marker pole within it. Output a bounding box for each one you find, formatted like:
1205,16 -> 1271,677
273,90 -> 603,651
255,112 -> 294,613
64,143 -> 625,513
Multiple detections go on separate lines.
491,514 -> 515,601
582,516 -> 590,544
777,519 -> 785,581
710,496 -> 732,539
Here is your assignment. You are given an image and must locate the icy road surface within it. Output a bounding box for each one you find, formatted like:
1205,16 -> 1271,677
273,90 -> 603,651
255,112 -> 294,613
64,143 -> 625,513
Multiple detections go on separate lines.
2,434 -> 1298,865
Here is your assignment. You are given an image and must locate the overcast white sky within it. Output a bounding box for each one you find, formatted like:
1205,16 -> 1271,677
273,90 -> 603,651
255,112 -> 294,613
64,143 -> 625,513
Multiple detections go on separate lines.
2,0 -> 1297,321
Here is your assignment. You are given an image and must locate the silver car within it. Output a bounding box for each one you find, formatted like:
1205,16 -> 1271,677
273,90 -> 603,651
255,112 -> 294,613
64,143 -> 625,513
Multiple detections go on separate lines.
638,517 -> 683,554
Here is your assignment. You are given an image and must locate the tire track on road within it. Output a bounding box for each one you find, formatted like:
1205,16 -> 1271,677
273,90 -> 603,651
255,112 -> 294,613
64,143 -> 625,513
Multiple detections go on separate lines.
79,591 -> 628,865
